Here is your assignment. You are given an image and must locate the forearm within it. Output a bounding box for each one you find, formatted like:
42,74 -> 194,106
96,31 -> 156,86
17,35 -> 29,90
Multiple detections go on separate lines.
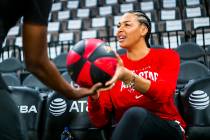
121,68 -> 151,94
122,68 -> 175,103
26,57 -> 76,98
88,97 -> 110,128
22,23 -> 88,99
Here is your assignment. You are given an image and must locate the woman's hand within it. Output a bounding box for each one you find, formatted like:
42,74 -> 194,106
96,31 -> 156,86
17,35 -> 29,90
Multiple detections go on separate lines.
105,51 -> 126,87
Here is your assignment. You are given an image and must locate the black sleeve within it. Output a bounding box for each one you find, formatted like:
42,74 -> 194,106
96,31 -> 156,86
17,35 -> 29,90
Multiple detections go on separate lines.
23,0 -> 53,26
0,0 -> 52,48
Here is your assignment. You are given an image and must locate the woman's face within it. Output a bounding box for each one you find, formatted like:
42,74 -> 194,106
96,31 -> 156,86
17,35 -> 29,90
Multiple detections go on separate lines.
116,13 -> 146,49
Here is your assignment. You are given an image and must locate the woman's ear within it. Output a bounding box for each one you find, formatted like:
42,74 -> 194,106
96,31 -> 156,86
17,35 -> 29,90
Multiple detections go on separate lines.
140,25 -> 148,37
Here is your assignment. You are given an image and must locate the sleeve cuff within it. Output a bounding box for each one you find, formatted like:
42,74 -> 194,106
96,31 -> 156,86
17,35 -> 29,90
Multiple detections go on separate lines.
88,97 -> 101,111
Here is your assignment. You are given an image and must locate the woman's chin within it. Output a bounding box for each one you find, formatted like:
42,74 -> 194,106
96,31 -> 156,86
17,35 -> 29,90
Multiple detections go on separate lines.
119,45 -> 128,49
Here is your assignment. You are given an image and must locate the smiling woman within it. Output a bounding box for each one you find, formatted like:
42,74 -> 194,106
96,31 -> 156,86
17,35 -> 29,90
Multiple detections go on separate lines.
88,10 -> 186,140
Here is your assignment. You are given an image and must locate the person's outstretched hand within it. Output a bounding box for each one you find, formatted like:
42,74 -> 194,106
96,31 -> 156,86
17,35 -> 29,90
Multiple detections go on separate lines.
70,82 -> 103,100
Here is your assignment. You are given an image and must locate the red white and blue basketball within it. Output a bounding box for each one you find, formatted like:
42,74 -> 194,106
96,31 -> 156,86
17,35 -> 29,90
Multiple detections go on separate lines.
66,38 -> 117,87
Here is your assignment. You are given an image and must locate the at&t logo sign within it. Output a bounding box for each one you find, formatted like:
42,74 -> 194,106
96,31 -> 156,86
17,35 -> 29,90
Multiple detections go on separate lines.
189,90 -> 209,110
49,98 -> 88,117
49,98 -> 67,116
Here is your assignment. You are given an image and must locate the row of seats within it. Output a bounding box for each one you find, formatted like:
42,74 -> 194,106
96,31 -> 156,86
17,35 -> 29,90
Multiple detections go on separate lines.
2,26 -> 210,58
52,0 -> 207,10
1,39 -> 210,64
0,53 -> 68,86
0,51 -> 208,140
3,20 -> 209,49
1,45 -> 210,140
49,0 -> 210,18
1,42 -> 210,93
49,4 -> 208,22
9,86 -> 105,140
5,11 -> 210,36
3,0 -> 210,47
1,59 -> 210,93
175,76 -> 210,140
6,70 -> 210,140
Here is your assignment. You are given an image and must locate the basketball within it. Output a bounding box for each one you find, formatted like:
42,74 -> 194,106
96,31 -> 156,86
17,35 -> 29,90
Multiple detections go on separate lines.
66,38 -> 117,87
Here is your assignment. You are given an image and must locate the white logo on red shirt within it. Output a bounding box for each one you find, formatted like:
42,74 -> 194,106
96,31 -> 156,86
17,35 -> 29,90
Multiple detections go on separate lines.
135,95 -> 143,99
120,70 -> 158,92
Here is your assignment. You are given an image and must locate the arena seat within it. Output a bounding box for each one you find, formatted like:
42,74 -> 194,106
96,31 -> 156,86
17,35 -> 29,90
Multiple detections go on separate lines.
81,30 -> 97,39
48,22 -> 60,33
2,73 -> 21,86
206,45 -> 210,68
182,0 -> 205,7
9,86 -> 44,140
177,60 -> 210,91
91,17 -> 108,38
41,92 -> 104,140
160,8 -> 182,21
99,5 -> 113,16
51,2 -> 62,12
68,19 -> 82,30
0,57 -> 23,73
150,44 -> 165,48
22,74 -> 49,94
175,42 -> 207,65
179,76 -> 210,140
77,8 -> 90,18
139,0 -> 158,12
159,0 -> 181,9
83,0 -> 98,8
52,52 -> 67,73
62,71 -> 73,83
105,0 -> 121,5
57,10 -> 70,21
119,3 -> 134,14
0,57 -> 23,86
182,5 -> 207,19
66,0 -> 79,10
59,32 -> 74,44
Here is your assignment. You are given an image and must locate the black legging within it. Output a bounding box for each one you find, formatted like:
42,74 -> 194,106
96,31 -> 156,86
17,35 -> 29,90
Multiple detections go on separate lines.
111,107 -> 184,140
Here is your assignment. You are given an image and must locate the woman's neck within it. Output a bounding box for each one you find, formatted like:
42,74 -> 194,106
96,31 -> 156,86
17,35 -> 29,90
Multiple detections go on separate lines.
127,42 -> 150,61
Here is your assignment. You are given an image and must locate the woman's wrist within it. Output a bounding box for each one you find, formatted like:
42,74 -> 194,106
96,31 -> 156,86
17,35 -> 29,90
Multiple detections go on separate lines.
122,70 -> 137,89
90,93 -> 99,101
